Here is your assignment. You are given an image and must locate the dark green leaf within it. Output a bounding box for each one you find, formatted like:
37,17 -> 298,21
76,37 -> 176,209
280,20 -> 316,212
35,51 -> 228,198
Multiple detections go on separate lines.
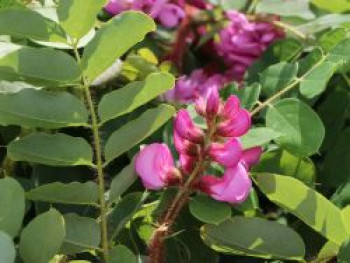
202,216 -> 305,260
266,99 -> 325,157
26,182 -> 99,206
338,238 -> 350,263
0,177 -> 25,237
20,209 -> 66,263
8,133 -> 94,166
104,104 -> 175,164
0,89 -> 88,128
108,245 -> 137,263
189,194 -> 231,225
82,11 -> 155,83
61,214 -> 101,254
98,72 -> 175,123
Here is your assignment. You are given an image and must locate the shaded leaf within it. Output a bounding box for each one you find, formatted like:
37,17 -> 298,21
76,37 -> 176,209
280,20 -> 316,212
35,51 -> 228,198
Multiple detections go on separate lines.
338,238 -> 350,263
0,231 -> 15,263
8,133 -> 94,167
108,245 -> 137,263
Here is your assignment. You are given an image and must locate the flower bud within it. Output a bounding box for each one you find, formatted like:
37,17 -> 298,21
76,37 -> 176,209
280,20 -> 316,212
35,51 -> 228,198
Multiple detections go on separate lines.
135,143 -> 176,190
195,87 -> 220,119
179,154 -> 196,175
174,109 -> 204,144
208,138 -> 242,168
220,95 -> 240,119
217,108 -> 251,137
174,130 -> 200,156
199,163 -> 252,204
241,147 -> 263,170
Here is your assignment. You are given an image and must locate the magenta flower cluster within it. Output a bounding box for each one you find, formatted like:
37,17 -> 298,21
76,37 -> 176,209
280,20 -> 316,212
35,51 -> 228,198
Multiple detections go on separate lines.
105,0 -> 185,28
214,11 -> 284,81
135,87 -> 262,204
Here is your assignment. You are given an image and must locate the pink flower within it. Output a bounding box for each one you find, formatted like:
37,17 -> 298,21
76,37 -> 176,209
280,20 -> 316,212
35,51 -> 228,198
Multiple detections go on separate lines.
105,0 -> 139,15
135,143 -> 178,190
208,138 -> 242,168
214,11 -> 284,81
179,154 -> 196,174
162,69 -> 227,103
174,109 -> 204,144
174,130 -> 199,156
195,86 -> 220,119
199,163 -> 252,204
241,147 -> 263,170
217,96 -> 251,137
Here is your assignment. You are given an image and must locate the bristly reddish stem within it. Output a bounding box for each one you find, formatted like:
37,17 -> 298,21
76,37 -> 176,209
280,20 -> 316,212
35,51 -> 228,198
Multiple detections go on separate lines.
149,120 -> 216,263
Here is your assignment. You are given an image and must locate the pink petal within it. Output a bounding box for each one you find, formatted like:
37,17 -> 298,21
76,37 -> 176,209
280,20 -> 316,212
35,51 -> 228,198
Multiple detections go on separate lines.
208,138 -> 242,168
218,109 -> 251,137
174,110 -> 204,143
241,147 -> 263,170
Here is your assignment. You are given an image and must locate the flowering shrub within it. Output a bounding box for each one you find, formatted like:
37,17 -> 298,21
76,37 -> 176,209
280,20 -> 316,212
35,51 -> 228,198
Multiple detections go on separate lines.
0,0 -> 350,263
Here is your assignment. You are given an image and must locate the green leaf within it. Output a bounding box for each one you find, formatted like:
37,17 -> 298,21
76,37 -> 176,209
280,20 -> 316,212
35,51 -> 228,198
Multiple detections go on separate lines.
332,182 -> 350,209
0,9 -> 66,42
57,0 -> 105,38
109,161 -> 138,204
327,38 -> 350,65
104,104 -> 175,164
296,14 -> 350,35
0,44 -> 80,86
260,62 -> 298,97
266,99 -> 325,157
0,177 -> 25,237
228,83 -> 261,110
201,216 -> 305,260
317,241 -> 339,262
338,238 -> 350,263
221,0 -> 248,10
8,133 -> 94,167
256,0 -> 314,20
255,173 -> 348,245
108,245 -> 137,263
82,11 -> 155,83
189,194 -> 231,225
107,192 -> 146,241
26,182 -> 99,206
299,62 -> 336,98
0,89 -> 88,128
0,231 -> 16,263
320,28 -> 348,52
253,149 -> 316,187
240,127 -> 281,149
98,72 -> 175,123
61,214 -> 100,255
311,0 -> 350,13
20,209 -> 66,263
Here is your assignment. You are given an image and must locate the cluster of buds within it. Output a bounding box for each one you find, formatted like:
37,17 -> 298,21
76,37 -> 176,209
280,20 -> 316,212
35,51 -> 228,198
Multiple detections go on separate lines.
135,87 -> 262,204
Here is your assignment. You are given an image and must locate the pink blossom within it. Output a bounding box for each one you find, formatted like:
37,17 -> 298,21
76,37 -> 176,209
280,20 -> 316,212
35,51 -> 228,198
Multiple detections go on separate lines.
135,143 -> 178,190
241,146 -> 263,170
174,109 -> 204,144
162,69 -> 227,103
199,163 -> 252,204
208,138 -> 242,168
179,154 -> 196,174
105,0 -> 185,28
174,130 -> 199,156
195,86 -> 220,119
215,11 -> 284,81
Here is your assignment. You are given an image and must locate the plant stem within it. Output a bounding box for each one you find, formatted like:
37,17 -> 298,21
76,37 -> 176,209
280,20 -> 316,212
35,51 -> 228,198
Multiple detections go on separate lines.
250,55 -> 326,116
73,46 -> 109,261
272,20 -> 307,40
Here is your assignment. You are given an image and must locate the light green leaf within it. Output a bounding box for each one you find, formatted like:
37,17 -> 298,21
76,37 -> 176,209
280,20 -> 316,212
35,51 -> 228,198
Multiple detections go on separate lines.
320,28 -> 348,52
0,89 -> 88,128
266,99 -> 325,157
260,62 -> 298,97
327,38 -> 350,65
221,0 -> 247,10
297,14 -> 350,35
104,104 -> 175,164
311,0 -> 350,13
342,206 -> 350,234
26,182 -> 99,206
108,245 -> 137,263
0,81 -> 39,94
0,9 -> 66,42
61,214 -> 101,255
189,194 -> 231,225
253,149 -> 316,187
0,231 -> 16,263
240,127 -> 281,149
256,0 -> 314,20
338,238 -> 350,263
0,177 -> 25,237
82,11 -> 155,83
0,44 -> 80,86
201,216 -> 305,260
8,133 -> 94,166
20,209 -> 66,263
108,192 -> 146,241
299,62 -> 336,98
255,173 -> 348,245
98,72 -> 175,123
109,161 -> 137,204
57,0 -> 106,38
317,241 -> 339,262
